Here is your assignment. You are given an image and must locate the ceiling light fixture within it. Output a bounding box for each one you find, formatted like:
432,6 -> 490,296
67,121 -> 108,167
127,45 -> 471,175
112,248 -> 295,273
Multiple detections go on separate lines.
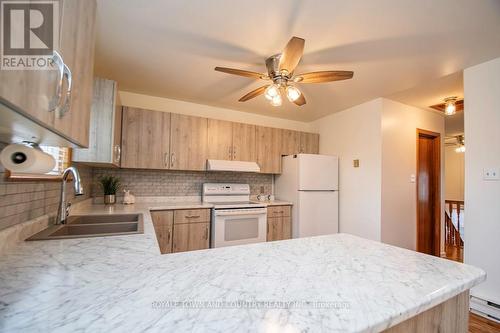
444,96 -> 458,116
270,94 -> 282,107
286,85 -> 301,102
455,135 -> 465,153
264,84 -> 280,101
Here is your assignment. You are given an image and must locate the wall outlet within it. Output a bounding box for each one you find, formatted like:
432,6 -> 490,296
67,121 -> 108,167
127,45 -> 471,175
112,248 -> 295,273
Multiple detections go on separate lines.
410,174 -> 416,183
483,168 -> 500,181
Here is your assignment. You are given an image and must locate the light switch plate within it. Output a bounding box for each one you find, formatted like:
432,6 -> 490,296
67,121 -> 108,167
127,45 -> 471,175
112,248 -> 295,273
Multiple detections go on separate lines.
353,159 -> 360,168
410,174 -> 416,183
483,168 -> 500,180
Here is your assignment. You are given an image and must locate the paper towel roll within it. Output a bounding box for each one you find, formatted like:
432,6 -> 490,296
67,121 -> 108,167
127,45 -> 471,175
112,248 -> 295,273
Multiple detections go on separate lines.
0,144 -> 56,174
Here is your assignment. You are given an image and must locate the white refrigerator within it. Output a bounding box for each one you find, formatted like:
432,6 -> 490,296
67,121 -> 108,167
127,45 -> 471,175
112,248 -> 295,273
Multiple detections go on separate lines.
275,154 -> 338,238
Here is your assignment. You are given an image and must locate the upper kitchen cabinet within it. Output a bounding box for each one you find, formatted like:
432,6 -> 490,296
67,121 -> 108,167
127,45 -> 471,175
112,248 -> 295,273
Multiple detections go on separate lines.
0,0 -> 97,147
232,123 -> 256,162
256,126 -> 282,174
281,129 -> 301,156
207,119 -> 233,160
73,78 -> 122,166
170,114 -> 208,171
121,107 -> 171,169
300,132 -> 320,154
207,120 -> 256,162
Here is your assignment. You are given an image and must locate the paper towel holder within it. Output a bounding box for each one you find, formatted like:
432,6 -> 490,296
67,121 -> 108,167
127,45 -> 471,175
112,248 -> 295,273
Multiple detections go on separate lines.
21,141 -> 43,151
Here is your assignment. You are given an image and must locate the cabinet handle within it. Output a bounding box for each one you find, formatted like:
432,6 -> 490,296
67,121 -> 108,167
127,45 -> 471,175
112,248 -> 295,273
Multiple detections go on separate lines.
57,63 -> 72,118
232,147 -> 236,160
167,229 -> 171,242
170,152 -> 176,168
185,215 -> 201,219
114,145 -> 121,164
228,147 -> 232,159
204,226 -> 209,240
164,153 -> 169,167
49,50 -> 64,112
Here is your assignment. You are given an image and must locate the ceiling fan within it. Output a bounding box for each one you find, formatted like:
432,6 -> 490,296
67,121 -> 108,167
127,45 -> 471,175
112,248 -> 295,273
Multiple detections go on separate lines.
214,37 -> 354,107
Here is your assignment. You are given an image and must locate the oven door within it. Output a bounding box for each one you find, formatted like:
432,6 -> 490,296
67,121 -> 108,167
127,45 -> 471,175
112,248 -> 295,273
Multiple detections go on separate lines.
212,208 -> 267,248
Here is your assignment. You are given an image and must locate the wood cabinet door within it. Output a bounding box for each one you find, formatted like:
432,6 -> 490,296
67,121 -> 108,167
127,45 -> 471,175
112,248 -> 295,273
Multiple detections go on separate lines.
172,223 -> 210,253
150,211 -> 174,254
121,107 -> 170,169
281,129 -> 301,156
300,132 -> 320,154
207,119 -> 233,160
170,114 -> 208,170
256,126 -> 282,173
53,0 -> 97,147
232,123 -> 256,162
267,206 -> 292,241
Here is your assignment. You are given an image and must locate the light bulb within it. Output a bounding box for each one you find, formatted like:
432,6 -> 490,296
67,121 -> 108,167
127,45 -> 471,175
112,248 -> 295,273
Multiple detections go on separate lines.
455,146 -> 465,153
270,94 -> 282,107
286,85 -> 301,102
265,84 -> 280,101
445,102 -> 456,115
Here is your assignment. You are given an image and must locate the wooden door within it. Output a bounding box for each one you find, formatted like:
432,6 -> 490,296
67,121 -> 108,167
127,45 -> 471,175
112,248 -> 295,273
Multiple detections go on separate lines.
281,129 -> 301,156
121,107 -> 170,169
232,123 -> 256,161
53,0 -> 97,147
300,132 -> 320,154
172,223 -> 210,252
207,119 -> 233,160
170,114 -> 208,170
256,126 -> 282,173
150,211 -> 173,254
417,129 -> 441,256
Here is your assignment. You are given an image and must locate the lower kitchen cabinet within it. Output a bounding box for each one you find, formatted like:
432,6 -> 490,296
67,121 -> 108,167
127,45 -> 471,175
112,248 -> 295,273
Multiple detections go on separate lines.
151,208 -> 210,254
150,211 -> 174,254
267,205 -> 292,241
172,223 -> 210,253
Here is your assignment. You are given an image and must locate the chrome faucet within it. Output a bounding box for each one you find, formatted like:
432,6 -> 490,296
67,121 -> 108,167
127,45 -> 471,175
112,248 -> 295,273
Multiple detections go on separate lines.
56,166 -> 84,225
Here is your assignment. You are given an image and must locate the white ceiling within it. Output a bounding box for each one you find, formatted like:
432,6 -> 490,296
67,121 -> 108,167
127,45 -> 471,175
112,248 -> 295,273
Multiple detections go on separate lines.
94,0 -> 500,122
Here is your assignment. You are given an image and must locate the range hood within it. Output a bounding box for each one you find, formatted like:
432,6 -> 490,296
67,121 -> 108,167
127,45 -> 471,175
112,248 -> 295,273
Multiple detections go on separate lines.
206,159 -> 260,173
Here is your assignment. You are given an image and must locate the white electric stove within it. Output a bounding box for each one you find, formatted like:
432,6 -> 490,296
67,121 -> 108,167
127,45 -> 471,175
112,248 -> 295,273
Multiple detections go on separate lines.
202,183 -> 267,248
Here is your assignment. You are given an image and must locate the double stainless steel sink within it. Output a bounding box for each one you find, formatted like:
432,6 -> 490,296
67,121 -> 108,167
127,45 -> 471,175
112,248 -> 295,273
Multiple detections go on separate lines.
27,214 -> 143,241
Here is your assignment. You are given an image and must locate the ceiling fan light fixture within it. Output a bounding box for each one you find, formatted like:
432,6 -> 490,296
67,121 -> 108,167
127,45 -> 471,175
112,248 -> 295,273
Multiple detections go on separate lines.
265,84 -> 280,101
270,94 -> 282,107
444,97 -> 458,116
286,85 -> 301,102
455,145 -> 466,153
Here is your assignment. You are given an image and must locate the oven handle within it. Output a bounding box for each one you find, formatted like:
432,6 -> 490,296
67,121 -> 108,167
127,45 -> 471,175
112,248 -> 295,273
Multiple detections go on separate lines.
214,210 -> 267,217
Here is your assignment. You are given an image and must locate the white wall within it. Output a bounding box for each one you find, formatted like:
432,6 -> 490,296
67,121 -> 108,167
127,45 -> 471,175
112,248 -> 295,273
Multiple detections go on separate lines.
445,146 -> 465,201
380,99 -> 445,251
464,57 -> 500,306
311,99 -> 383,241
118,91 -> 313,132
311,98 -> 445,251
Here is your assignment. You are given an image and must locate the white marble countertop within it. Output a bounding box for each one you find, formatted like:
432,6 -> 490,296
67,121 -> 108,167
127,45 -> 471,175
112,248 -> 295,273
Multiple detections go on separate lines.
0,202 -> 485,332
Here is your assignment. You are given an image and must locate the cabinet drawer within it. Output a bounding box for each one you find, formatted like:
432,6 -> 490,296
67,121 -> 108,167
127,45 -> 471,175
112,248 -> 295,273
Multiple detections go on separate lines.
174,209 -> 211,224
267,205 -> 291,218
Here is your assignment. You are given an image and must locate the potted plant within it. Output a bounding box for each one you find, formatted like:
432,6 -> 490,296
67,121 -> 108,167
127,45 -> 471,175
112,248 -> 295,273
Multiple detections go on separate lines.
98,175 -> 121,205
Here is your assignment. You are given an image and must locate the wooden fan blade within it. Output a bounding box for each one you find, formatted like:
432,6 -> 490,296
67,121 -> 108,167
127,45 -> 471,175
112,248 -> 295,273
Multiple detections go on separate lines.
239,85 -> 270,102
214,67 -> 267,79
278,36 -> 305,74
293,93 -> 306,106
294,71 -> 354,83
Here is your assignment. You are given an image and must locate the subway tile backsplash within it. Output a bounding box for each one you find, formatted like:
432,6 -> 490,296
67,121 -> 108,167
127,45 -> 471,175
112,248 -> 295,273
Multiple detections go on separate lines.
91,168 -> 273,198
0,141 -> 272,231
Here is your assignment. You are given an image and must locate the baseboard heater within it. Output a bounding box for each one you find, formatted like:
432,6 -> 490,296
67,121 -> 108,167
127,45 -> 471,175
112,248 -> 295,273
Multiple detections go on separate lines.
470,296 -> 500,323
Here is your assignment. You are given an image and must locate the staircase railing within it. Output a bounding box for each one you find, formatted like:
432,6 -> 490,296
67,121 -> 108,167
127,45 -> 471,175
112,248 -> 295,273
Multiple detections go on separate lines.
445,200 -> 464,247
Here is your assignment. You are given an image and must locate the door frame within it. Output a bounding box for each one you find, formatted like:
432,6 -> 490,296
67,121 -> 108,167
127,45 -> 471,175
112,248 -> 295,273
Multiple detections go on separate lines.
416,129 -> 441,256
